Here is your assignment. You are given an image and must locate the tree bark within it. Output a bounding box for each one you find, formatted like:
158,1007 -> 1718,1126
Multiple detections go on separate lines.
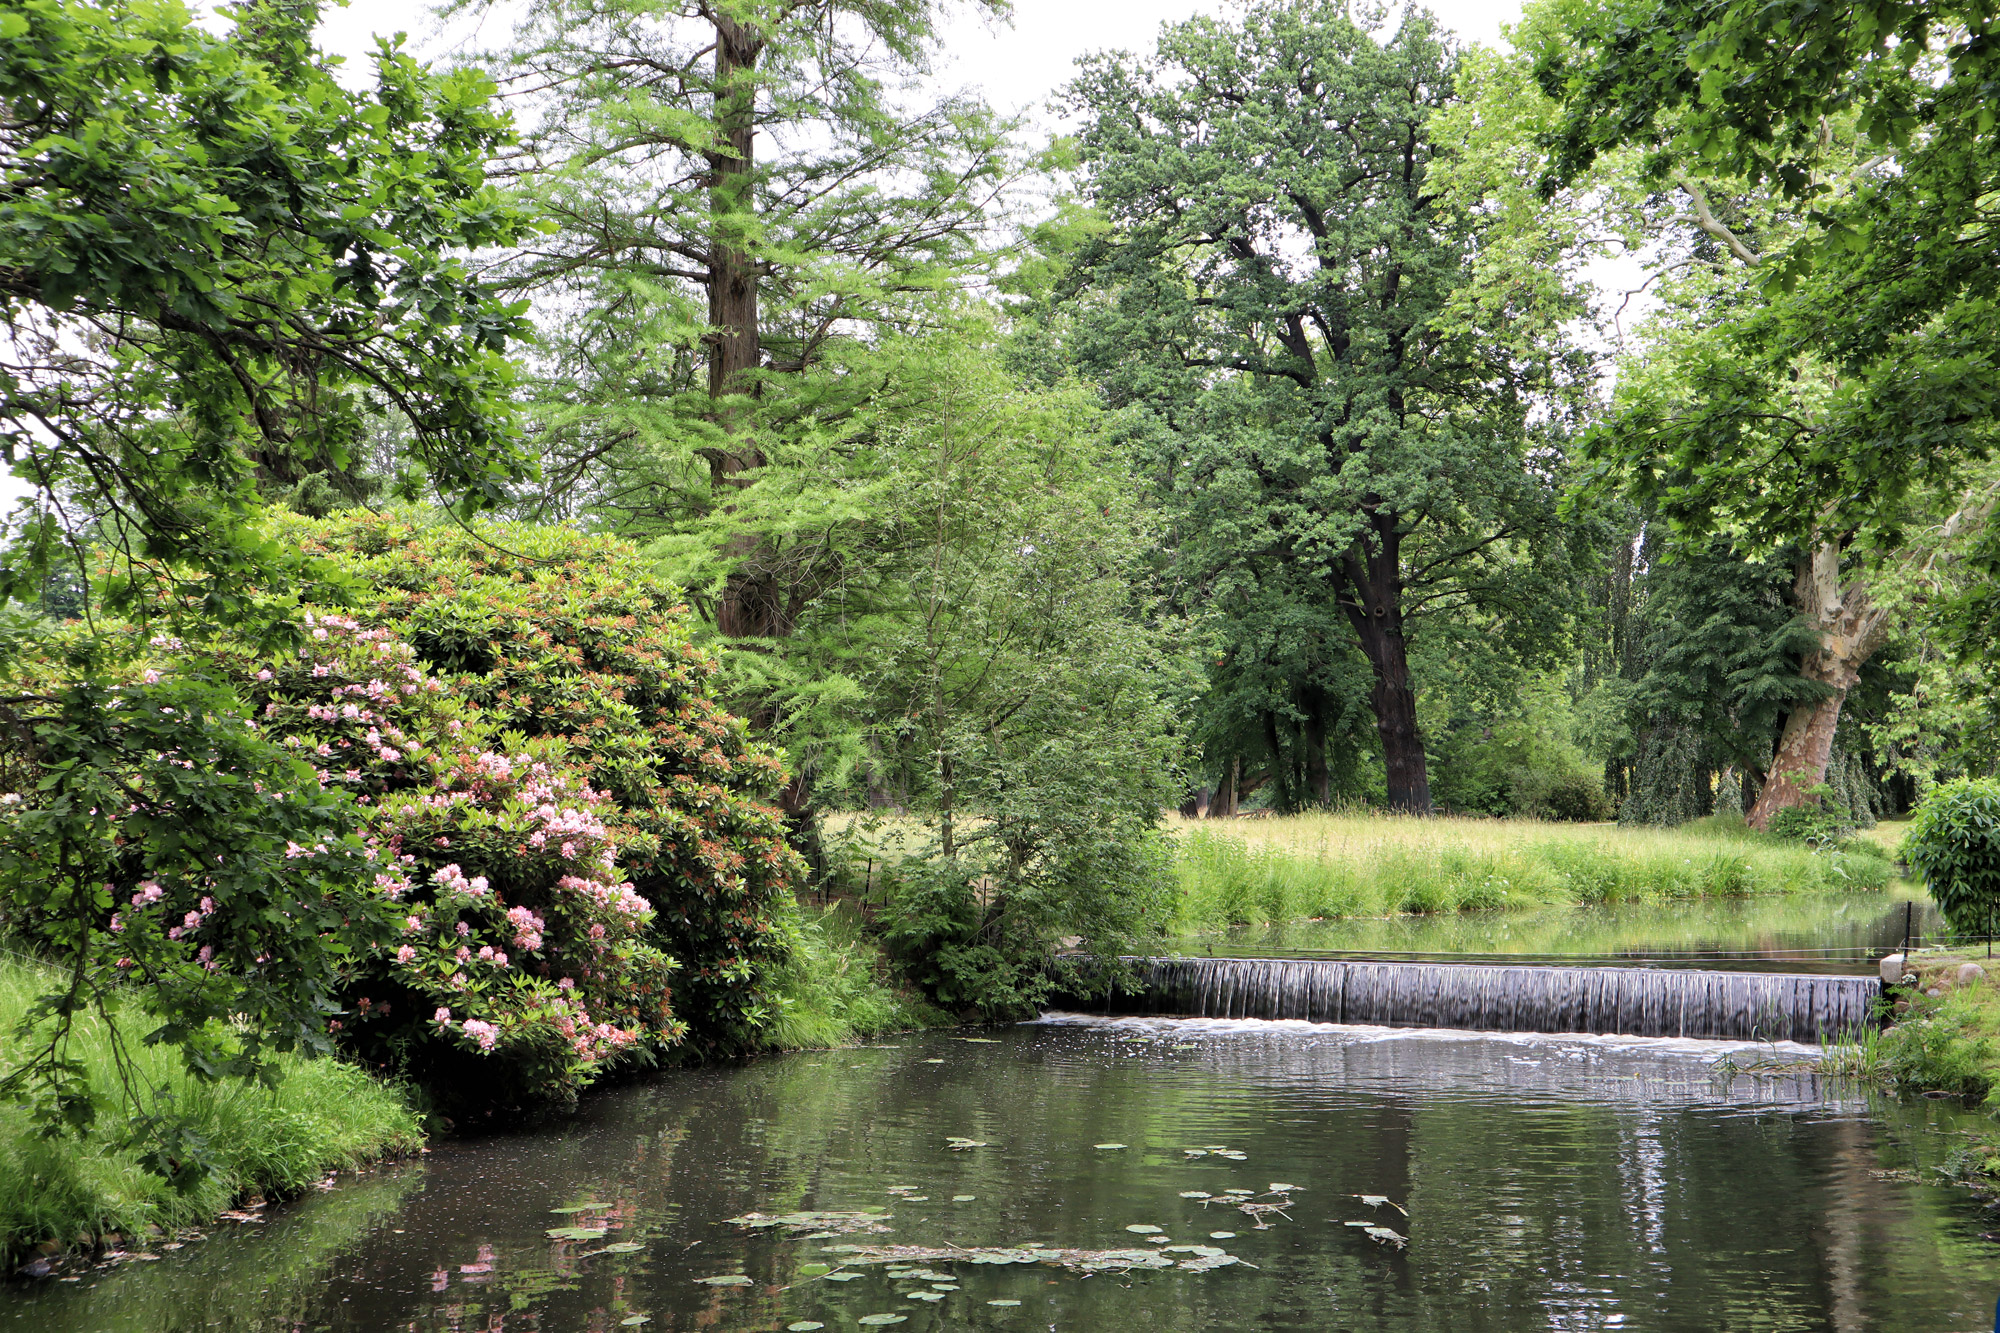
1745,541 -> 1893,829
1301,685 -> 1332,808
1337,526 -> 1433,814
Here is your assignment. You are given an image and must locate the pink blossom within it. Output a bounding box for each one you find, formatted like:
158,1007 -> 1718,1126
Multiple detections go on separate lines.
433,1007 -> 452,1025
461,1019 -> 500,1052
395,945 -> 416,965
255,669 -> 273,681
130,881 -> 163,907
455,920 -> 471,938
108,913 -> 123,933
558,977 -> 575,991
141,669 -> 161,684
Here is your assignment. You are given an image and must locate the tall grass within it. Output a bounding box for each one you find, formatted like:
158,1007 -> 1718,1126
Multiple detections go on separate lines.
758,901 -> 948,1049
0,956 -> 422,1264
1169,813 -> 1894,931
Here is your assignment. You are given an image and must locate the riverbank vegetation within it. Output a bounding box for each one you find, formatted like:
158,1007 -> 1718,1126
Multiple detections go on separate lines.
2,0 -> 1999,1259
0,957 -> 420,1268
1170,815 -> 1893,931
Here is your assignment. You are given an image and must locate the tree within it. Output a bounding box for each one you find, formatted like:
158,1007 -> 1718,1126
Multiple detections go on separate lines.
0,0 -> 536,616
1053,2 -> 1589,811
480,0 -> 1014,640
1527,0 -> 2000,823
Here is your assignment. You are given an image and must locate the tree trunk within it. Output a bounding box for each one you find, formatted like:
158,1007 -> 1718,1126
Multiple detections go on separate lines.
1301,686 -> 1332,808
1745,542 -> 1893,830
703,13 -> 780,640
1214,756 -> 1239,818
1338,527 -> 1433,814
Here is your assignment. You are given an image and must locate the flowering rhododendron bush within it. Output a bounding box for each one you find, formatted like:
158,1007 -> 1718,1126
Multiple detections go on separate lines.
239,610 -> 681,1111
257,512 -> 804,1070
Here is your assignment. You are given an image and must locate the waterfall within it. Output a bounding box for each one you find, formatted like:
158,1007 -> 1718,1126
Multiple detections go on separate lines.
1091,958 -> 1879,1043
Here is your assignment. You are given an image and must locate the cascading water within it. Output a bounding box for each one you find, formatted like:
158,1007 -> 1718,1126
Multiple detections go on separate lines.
1093,957 -> 1880,1043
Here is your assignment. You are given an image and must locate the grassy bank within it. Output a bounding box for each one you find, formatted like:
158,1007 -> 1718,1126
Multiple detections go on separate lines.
0,957 -> 422,1268
1169,813 -> 1894,931
759,899 -> 951,1049
1818,951 -> 2000,1107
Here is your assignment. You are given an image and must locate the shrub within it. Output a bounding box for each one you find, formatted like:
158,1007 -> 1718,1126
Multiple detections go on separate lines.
1766,802 -> 1857,845
1540,771 -> 1615,822
1904,778 -> 2000,936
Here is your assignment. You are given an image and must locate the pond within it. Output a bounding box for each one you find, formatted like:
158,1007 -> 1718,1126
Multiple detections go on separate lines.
1193,890 -> 1945,974
7,1014 -> 1998,1332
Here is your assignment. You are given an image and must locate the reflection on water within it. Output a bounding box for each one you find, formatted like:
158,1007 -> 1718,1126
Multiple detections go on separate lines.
1197,890 -> 1943,974
5,1016 -> 1997,1332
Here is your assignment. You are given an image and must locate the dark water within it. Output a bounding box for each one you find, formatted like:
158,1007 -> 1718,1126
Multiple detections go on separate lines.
7,1016 -> 1999,1333
1201,891 -> 1943,974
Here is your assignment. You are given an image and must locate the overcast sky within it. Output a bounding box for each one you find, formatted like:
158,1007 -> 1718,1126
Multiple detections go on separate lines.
316,0 -> 1523,110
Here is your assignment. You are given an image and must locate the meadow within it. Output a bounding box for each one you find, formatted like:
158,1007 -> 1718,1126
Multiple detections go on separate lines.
1167,813 -> 1895,931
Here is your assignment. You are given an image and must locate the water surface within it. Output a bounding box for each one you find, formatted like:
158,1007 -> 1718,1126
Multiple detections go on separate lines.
8,1016 -> 1998,1332
1193,890 -> 1941,974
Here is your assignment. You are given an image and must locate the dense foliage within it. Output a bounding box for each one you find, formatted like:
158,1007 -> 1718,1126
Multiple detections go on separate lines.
0,0 -> 535,614
270,514 -> 806,1065
1904,779 -> 2000,937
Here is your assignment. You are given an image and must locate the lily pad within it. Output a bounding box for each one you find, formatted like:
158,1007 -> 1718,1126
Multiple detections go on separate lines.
693,1274 -> 752,1286
546,1226 -> 608,1241
550,1204 -> 610,1214
1216,1151 -> 1247,1161
958,1037 -> 1001,1043
1182,1149 -> 1208,1158
1179,1191 -> 1211,1199
598,1242 -> 644,1254
1210,1231 -> 1236,1239
1268,1183 -> 1301,1193
932,1282 -> 961,1290
727,1211 -> 892,1237
989,1299 -> 1023,1306
1364,1226 -> 1408,1248
1094,1143 -> 1128,1150
798,1262 -> 832,1277
788,1324 -> 827,1331
857,1317 -> 908,1326
922,1058 -> 945,1064
944,1137 -> 988,1150
1124,1224 -> 1163,1234
901,1196 -> 929,1202
822,1272 -> 864,1281
952,1195 -> 976,1202
620,1318 -> 650,1327
908,1291 -> 946,1302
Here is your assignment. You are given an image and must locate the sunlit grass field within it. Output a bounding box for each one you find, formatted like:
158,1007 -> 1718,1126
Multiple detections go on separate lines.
1166,812 -> 1895,929
826,809 -> 1898,933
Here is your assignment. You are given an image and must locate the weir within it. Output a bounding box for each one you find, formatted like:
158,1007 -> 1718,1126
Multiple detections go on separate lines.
1094,956 -> 1881,1043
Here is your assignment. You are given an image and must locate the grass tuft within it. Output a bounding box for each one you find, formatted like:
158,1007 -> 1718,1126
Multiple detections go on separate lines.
0,955 -> 421,1266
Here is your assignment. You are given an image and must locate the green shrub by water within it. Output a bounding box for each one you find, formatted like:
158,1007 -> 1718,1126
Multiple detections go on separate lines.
0,957 -> 421,1265
758,902 -> 948,1049
1170,816 -> 1893,930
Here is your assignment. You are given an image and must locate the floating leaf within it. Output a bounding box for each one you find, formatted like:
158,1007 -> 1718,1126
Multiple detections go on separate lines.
922,1058 -> 945,1064
822,1272 -> 863,1282
1216,1151 -> 1247,1161
932,1283 -> 960,1290
1182,1149 -> 1208,1158
1364,1226 -> 1408,1248
958,1037 -> 1001,1043
944,1137 -> 988,1150
902,1196 -> 929,1202
952,1195 -> 976,1202
546,1226 -> 608,1241
728,1211 -> 892,1237
1267,1183 -> 1300,1193
989,1299 -> 1022,1306
694,1274 -> 752,1286
1223,1189 -> 1255,1196
1179,1191 -> 1211,1199
1094,1143 -> 1128,1150
788,1324 -> 827,1331
598,1242 -> 643,1254
798,1262 -> 832,1277
909,1291 -> 946,1302
620,1318 -> 650,1327
857,1316 -> 908,1326
550,1204 -> 610,1214
1124,1224 -> 1163,1234
1209,1231 -> 1236,1239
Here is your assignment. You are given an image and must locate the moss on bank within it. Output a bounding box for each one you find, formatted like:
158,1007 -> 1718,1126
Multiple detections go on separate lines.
0,958 -> 422,1270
